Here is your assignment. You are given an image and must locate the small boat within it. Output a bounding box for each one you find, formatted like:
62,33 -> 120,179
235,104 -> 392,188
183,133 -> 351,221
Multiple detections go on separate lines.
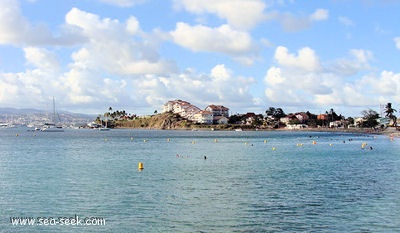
98,116 -> 111,131
41,123 -> 64,132
41,97 -> 64,132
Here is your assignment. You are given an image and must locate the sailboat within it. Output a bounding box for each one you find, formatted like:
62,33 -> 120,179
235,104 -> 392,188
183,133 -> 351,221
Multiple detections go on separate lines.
99,114 -> 110,131
41,97 -> 64,132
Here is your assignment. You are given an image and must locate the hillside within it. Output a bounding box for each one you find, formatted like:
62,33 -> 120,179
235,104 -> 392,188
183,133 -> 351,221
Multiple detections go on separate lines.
115,112 -> 193,129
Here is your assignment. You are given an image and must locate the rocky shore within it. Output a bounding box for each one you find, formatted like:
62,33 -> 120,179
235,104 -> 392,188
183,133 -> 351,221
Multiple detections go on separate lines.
113,112 -> 400,136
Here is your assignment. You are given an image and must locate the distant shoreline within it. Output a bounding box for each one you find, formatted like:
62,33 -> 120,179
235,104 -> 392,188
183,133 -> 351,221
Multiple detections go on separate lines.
116,125 -> 399,136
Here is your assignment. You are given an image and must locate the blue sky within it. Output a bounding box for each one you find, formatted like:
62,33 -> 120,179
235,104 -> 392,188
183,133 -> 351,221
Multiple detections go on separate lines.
1,0 -> 400,117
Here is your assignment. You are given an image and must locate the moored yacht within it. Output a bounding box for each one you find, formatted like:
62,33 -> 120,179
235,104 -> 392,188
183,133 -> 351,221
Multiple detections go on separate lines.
41,97 -> 64,132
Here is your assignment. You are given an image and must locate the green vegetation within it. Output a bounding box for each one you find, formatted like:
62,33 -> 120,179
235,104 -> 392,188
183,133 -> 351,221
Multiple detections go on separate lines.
384,103 -> 397,126
95,102 -> 398,130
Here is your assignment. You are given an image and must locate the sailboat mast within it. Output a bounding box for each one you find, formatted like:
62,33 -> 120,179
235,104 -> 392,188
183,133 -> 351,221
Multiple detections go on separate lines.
52,97 -> 56,123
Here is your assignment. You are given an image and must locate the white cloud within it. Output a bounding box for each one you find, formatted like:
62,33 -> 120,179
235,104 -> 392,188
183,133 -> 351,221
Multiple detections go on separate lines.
365,71 -> 400,97
327,49 -> 373,76
0,0 -> 24,44
0,7 -> 177,112
24,47 -> 60,71
126,16 -> 140,34
274,46 -> 321,72
338,16 -> 354,27
394,37 -> 400,50
277,8 -> 329,32
263,46 -> 389,111
132,64 -> 258,110
310,9 -> 329,21
65,7 -> 176,75
170,22 -> 258,65
0,0 -> 84,46
0,47 -> 64,109
173,0 -> 266,30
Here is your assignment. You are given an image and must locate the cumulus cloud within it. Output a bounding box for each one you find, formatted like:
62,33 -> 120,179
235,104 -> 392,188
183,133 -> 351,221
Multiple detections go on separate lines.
65,7 -> 176,75
131,64 -> 257,110
0,47 -> 64,108
274,46 -> 321,72
170,22 -> 258,65
309,9 -> 329,21
0,4 -> 259,113
264,46 -> 389,110
277,8 -> 329,32
173,0 -> 266,30
0,0 -> 84,46
327,49 -> 373,76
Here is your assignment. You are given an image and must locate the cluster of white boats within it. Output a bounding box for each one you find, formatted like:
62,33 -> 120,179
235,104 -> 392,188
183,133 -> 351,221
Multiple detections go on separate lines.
1,122 -> 111,132
1,97 -> 112,132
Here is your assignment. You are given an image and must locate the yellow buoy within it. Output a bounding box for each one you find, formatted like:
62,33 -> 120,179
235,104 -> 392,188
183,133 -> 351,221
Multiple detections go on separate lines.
272,147 -> 276,151
192,140 -> 195,144
264,140 -> 267,144
130,137 -> 134,140
214,139 -> 218,143
16,133 -> 19,137
143,139 -> 147,142
329,143 -> 333,146
167,138 -> 170,142
138,162 -> 144,170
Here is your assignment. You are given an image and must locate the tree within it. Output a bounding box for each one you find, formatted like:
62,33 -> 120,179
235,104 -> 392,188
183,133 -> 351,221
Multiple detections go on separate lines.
361,109 -> 379,128
384,103 -> 397,126
265,107 -> 286,119
265,107 -> 276,117
326,108 -> 342,121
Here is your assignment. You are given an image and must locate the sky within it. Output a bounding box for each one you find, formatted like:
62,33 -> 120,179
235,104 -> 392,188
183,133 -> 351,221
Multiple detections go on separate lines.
1,0 -> 400,117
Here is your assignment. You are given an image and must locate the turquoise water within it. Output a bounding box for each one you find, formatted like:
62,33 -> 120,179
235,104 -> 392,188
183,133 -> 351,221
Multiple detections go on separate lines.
1,128 -> 400,232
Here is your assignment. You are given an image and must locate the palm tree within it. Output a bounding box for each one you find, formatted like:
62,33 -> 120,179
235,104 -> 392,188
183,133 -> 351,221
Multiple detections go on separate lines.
384,103 -> 397,126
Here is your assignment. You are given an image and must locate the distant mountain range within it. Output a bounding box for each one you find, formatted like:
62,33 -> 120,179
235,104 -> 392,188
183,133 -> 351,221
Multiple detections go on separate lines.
0,107 -> 95,125
0,107 -> 47,114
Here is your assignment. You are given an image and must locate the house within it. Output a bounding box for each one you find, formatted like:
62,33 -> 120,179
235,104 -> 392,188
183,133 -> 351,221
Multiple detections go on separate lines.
205,105 -> 229,117
162,100 -> 201,120
163,100 -> 230,124
329,120 -> 343,128
354,117 -> 364,127
193,110 -> 213,124
244,112 -> 256,125
214,116 -> 229,124
280,114 -> 298,125
317,114 -> 329,121
295,112 -> 309,123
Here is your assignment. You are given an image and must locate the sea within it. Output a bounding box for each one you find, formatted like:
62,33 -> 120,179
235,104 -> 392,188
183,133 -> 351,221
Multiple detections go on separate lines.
1,127 -> 400,232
